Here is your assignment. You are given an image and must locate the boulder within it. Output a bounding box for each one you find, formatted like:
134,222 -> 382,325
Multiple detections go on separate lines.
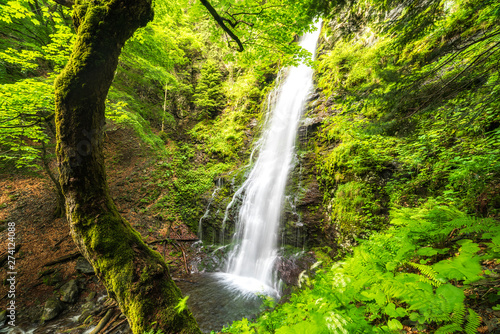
60,279 -> 79,304
41,297 -> 65,322
76,257 -> 95,275
42,271 -> 63,286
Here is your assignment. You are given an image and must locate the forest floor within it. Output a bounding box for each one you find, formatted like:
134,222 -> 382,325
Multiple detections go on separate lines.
0,127 -> 199,333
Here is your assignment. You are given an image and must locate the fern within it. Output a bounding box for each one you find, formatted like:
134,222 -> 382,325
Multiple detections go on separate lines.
325,312 -> 349,334
174,296 -> 189,314
464,309 -> 481,334
450,303 -> 466,327
407,262 -> 443,287
435,323 -> 462,334
223,204 -> 494,333
443,216 -> 477,234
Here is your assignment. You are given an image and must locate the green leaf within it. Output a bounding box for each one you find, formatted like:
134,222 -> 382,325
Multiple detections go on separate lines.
436,284 -> 465,311
384,303 -> 398,317
417,247 -> 439,256
387,319 -> 403,331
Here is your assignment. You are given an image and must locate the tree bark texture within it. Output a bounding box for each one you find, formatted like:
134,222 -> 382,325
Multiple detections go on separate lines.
54,0 -> 200,333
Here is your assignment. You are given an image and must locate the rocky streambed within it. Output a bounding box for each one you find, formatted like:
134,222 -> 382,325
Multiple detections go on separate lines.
0,256 -> 131,334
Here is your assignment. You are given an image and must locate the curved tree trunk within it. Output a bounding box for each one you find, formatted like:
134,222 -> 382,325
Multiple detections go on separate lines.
54,0 -> 200,333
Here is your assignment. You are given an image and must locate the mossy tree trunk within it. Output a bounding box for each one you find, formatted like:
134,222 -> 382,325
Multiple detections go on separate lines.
54,0 -> 200,333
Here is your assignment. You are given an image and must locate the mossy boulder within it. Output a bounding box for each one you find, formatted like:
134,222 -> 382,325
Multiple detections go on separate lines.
41,297 -> 65,322
60,279 -> 80,304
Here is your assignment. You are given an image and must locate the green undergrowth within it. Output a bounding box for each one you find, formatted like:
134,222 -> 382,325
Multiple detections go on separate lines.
189,69 -> 271,161
222,203 -> 500,333
312,0 -> 500,246
106,91 -> 167,155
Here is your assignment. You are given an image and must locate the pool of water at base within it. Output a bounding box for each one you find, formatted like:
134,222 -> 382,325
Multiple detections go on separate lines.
176,272 -> 279,333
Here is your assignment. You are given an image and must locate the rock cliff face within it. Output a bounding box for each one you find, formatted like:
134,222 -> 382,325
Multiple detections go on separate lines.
196,171 -> 245,245
196,88 -> 335,253
283,91 -> 336,250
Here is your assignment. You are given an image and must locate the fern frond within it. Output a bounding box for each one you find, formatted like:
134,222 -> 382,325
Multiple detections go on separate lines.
435,323 -> 462,334
454,216 -> 497,235
446,216 -> 476,230
464,308 -> 481,334
450,302 -> 466,327
407,262 -> 442,287
433,312 -> 455,323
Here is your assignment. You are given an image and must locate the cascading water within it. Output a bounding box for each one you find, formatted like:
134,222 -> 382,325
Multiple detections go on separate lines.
219,20 -> 323,296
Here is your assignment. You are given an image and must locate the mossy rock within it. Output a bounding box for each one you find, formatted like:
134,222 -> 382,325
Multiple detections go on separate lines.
76,257 -> 95,275
60,279 -> 80,304
41,297 -> 65,322
42,272 -> 63,287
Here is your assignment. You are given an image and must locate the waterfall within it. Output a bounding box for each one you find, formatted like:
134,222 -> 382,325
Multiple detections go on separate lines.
221,20 -> 322,294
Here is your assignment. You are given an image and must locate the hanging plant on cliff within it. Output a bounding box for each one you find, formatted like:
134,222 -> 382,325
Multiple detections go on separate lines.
193,60 -> 225,119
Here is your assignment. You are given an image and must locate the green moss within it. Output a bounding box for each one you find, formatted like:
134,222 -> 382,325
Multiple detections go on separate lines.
73,207 -> 198,333
329,181 -> 386,242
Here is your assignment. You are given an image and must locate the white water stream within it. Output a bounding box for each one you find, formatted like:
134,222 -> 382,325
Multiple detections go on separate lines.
218,20 -> 322,296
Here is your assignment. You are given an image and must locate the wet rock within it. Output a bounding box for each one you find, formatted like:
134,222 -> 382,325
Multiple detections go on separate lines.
8,329 -> 24,334
0,309 -> 6,326
78,299 -> 99,323
275,252 -> 316,287
308,92 -> 321,102
76,257 -> 95,275
248,118 -> 258,128
325,95 -> 335,107
81,300 -> 96,312
41,297 -> 65,322
60,279 -> 79,304
298,117 -> 323,144
193,245 -> 229,273
297,181 -> 322,207
25,305 -> 43,324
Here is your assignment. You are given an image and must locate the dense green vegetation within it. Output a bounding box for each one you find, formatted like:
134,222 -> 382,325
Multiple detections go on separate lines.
1,0 -> 498,332
224,204 -> 499,333
314,0 -> 500,245
0,0 -> 317,231
222,0 -> 500,333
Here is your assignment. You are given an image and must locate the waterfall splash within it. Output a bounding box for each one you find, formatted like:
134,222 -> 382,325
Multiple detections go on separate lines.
218,20 -> 322,297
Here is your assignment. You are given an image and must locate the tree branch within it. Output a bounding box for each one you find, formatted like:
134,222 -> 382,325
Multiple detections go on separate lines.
199,0 -> 244,51
0,113 -> 38,124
